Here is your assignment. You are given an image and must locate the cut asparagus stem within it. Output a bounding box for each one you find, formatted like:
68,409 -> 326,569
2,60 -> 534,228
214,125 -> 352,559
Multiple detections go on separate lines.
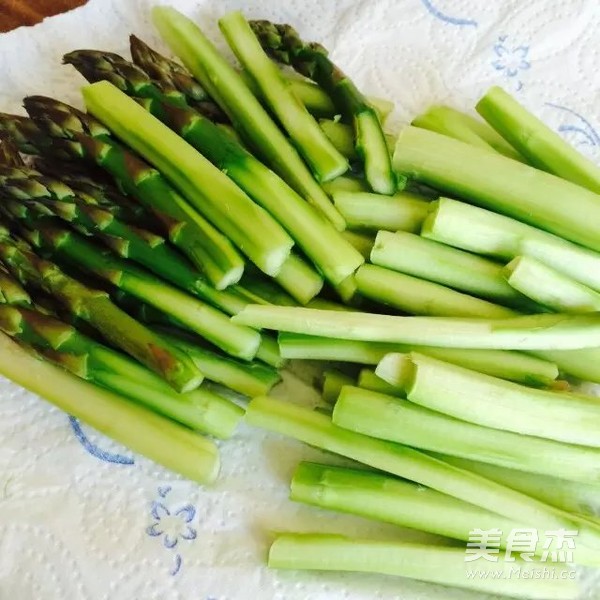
273,254 -> 324,304
14,105 -> 244,290
477,86 -> 600,192
334,385 -> 600,483
158,329 -> 281,397
290,462 -> 582,559
321,175 -> 369,195
220,12 -> 349,182
278,333 -> 559,385
65,50 -> 364,287
319,119 -> 396,161
371,230 -> 530,308
374,353 -> 413,390
256,334 -> 287,368
152,7 -> 346,230
441,455 -> 600,518
357,368 -> 404,396
332,273 -> 361,306
0,331 -> 219,483
246,395 -> 600,548
407,353 -> 600,447
333,191 -> 429,232
82,82 -> 294,276
268,534 -> 578,599
251,20 -> 396,195
423,197 -> 600,307
0,228 -> 202,392
393,125 -> 600,252
505,255 -> 600,313
412,104 -> 526,162
355,264 -> 516,318
23,220 -> 261,361
321,370 -> 354,404
233,305 -> 600,350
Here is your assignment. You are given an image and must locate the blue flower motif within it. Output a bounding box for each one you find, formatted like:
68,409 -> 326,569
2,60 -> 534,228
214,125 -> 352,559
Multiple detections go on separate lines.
491,36 -> 531,91
146,485 -> 198,575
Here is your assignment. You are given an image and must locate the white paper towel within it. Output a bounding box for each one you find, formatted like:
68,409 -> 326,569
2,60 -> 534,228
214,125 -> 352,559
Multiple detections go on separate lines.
0,1 -> 599,598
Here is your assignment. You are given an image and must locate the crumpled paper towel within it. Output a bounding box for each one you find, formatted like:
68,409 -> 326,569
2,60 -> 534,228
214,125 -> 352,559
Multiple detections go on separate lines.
0,1 -> 599,598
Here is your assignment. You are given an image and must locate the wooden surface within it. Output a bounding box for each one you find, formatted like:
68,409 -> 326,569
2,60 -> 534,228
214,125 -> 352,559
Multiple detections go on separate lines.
0,0 -> 88,32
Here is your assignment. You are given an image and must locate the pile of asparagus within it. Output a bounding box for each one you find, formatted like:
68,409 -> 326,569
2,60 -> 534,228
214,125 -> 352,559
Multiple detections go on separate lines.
2,6 -> 600,598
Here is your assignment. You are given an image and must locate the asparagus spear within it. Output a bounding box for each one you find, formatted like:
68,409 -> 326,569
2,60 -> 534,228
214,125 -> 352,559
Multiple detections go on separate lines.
0,137 -> 24,167
7,213 -> 261,361
333,385 -> 600,483
64,49 -> 364,288
7,104 -> 244,290
321,369 -> 354,404
0,177 -> 249,316
0,267 -> 31,306
412,105 -> 526,162
250,20 -> 396,195
246,395 -> 600,550
355,264 -> 516,318
234,305 -> 600,350
358,368 -> 404,396
477,86 -> 600,192
277,333 -> 560,385
0,301 -> 242,438
0,225 -> 201,392
505,255 -> 600,313
220,12 -> 349,182
333,191 -> 430,232
81,82 -> 295,277
268,535 -> 578,599
129,34 -> 227,122
152,7 -> 346,230
407,353 -> 600,447
371,230 -> 533,308
393,126 -> 600,252
0,331 -> 220,483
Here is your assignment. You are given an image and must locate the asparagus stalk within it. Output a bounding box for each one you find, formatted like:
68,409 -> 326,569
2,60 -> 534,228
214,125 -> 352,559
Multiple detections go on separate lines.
406,353 -> 600,447
251,20 -> 396,195
357,368 -> 404,396
0,267 -> 31,306
355,264 -> 516,318
0,331 -> 219,483
333,385 -> 600,483
333,191 -> 430,232
321,175 -> 369,195
152,7 -> 346,230
1,180 -> 250,317
277,333 -> 559,385
321,369 -> 354,404
158,329 -> 280,397
290,463 -> 573,558
65,49 -> 363,287
233,305 -> 600,350
412,104 -> 526,162
129,34 -> 227,121
371,230 -> 530,307
505,255 -> 600,313
393,126 -> 600,252
441,455 -> 600,518
374,353 -> 413,390
477,86 -> 600,192
268,534 -> 578,599
14,217 -> 261,361
423,197 -> 600,305
10,105 -> 244,290
245,395 -> 600,548
0,302 -> 242,438
220,12 -> 348,182
0,225 -> 205,392
81,82 -> 295,277
319,119 -> 396,162
0,137 -> 24,167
